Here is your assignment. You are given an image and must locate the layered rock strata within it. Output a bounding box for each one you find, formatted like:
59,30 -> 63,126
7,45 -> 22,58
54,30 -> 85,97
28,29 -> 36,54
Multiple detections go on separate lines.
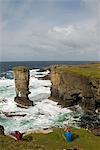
50,65 -> 100,114
13,66 -> 33,107
50,64 -> 100,134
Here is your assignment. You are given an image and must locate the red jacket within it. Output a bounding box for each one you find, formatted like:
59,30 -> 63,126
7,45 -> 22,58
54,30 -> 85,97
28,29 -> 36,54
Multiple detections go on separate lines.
15,131 -> 23,140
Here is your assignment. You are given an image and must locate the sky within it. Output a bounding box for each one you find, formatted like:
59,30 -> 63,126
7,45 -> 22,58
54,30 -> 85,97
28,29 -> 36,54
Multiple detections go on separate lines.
0,0 -> 100,61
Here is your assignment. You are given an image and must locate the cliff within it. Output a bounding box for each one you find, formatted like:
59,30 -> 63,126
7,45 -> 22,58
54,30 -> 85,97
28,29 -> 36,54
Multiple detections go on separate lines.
50,63 -> 100,133
50,63 -> 100,114
13,66 -> 33,107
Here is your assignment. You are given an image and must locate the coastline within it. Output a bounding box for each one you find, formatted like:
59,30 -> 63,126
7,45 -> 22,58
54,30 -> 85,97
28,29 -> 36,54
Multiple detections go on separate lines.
0,63 -> 100,137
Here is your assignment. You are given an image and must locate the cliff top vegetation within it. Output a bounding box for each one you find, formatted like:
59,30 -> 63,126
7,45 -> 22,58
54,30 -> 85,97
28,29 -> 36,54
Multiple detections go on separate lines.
55,63 -> 100,78
13,66 -> 29,72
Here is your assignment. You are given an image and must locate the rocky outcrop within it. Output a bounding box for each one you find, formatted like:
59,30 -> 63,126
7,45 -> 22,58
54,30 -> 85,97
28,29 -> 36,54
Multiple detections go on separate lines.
80,113 -> 100,135
13,66 -> 33,107
38,74 -> 50,80
4,112 -> 26,117
50,65 -> 100,135
0,125 -> 4,135
50,66 -> 100,114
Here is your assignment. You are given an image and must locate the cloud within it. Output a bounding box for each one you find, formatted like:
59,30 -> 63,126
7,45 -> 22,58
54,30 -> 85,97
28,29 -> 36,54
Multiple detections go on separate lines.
48,22 -> 98,49
82,0 -> 100,15
0,0 -> 99,61
1,21 -> 99,61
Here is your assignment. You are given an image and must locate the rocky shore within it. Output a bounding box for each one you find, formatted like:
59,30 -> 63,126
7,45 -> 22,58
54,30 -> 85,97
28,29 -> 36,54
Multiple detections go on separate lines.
1,64 -> 100,136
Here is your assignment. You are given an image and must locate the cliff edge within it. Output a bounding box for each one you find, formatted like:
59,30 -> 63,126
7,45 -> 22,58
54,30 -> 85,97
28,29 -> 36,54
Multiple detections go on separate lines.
50,63 -> 100,114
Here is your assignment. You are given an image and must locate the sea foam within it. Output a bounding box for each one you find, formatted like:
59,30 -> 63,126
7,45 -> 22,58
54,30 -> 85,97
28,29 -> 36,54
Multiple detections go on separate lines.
0,69 -> 82,134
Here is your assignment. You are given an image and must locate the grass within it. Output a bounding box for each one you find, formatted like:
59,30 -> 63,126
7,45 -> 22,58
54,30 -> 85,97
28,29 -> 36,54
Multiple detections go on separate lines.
56,63 -> 100,78
0,128 -> 100,150
13,66 -> 29,72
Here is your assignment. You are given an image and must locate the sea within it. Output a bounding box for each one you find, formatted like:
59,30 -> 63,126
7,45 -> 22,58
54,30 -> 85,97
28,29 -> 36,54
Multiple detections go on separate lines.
0,61 -> 96,134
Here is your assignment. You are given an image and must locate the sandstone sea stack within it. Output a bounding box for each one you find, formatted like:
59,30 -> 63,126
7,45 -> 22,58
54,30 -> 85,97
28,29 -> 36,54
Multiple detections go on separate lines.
13,66 -> 33,107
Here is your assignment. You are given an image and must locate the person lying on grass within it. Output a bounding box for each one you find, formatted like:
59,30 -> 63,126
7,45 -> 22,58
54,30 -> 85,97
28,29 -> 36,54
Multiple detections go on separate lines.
9,131 -> 24,140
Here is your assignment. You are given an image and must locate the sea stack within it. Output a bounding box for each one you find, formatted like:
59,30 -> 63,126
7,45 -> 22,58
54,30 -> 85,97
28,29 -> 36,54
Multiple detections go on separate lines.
13,66 -> 33,107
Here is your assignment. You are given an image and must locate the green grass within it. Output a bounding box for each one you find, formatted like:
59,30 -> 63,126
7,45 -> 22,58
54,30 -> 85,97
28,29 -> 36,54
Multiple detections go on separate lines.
0,128 -> 100,150
13,66 -> 28,72
56,63 -> 100,78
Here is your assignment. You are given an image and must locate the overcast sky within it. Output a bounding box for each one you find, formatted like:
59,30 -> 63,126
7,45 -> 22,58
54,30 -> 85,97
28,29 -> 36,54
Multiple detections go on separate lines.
0,0 -> 100,61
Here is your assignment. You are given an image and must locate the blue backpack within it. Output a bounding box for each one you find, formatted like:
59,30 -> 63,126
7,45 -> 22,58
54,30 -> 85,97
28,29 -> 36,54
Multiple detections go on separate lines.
64,132 -> 72,142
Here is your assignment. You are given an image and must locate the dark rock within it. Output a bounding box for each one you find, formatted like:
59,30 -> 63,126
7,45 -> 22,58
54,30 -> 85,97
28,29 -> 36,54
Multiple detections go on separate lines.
58,99 -> 75,107
80,113 -> 100,132
15,97 -> 33,107
0,125 -> 4,135
37,69 -> 46,72
91,128 -> 100,136
4,112 -> 27,117
38,74 -> 50,80
0,98 -> 7,103
81,97 -> 95,113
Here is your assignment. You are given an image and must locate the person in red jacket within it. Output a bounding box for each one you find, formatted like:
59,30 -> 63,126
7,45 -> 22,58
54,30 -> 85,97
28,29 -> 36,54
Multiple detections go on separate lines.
9,131 -> 23,140
14,131 -> 23,140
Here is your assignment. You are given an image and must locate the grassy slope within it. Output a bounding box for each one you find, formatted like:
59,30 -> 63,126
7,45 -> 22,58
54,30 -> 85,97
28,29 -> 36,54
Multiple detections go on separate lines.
56,63 -> 100,78
0,128 -> 100,150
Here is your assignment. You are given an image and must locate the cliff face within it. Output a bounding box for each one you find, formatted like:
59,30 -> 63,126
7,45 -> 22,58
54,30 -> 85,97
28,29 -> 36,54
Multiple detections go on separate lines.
13,66 -> 33,107
51,65 -> 100,114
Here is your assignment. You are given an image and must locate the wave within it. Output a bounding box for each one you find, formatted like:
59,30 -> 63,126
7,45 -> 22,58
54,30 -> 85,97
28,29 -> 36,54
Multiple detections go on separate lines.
0,69 -> 83,134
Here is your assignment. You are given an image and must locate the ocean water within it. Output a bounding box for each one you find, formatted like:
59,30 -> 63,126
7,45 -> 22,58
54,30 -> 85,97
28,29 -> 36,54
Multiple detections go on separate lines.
0,61 -> 88,134
0,61 -> 95,74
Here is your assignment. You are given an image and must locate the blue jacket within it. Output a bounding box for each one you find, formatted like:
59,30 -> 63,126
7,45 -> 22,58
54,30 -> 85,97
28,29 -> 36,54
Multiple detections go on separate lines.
64,132 -> 72,142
